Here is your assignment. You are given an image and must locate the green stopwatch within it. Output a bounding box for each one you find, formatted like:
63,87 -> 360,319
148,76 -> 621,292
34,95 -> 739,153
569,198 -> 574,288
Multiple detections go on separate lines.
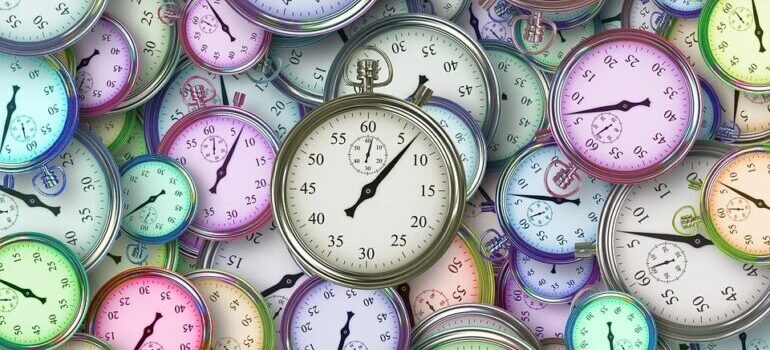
80,110 -> 137,152
59,333 -> 113,350
120,155 -> 197,243
515,16 -> 601,73
565,292 -> 657,350
110,111 -> 149,167
0,233 -> 89,349
412,328 -> 538,350
86,233 -> 178,300
699,0 -> 770,92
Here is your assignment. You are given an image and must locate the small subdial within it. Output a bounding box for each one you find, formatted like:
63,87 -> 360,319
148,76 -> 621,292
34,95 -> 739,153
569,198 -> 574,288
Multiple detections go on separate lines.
526,201 -> 553,227
646,242 -> 687,283
0,288 -> 19,312
614,339 -> 634,350
200,135 -> 228,163
140,342 -> 164,350
0,193 -> 19,230
729,7 -> 754,31
266,295 -> 288,321
215,337 -> 241,350
348,136 -> 388,174
139,206 -> 158,225
198,14 -> 219,33
726,197 -> 752,222
482,22 -> 511,42
343,341 -> 369,350
749,339 -> 769,350
0,0 -> 21,10
9,115 -> 36,142
413,289 -> 449,320
77,71 -> 94,95
591,113 -> 623,143
523,293 -> 546,310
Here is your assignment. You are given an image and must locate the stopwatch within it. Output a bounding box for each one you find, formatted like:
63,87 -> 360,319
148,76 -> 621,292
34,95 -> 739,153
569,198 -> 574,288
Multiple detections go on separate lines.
652,0 -> 704,18
179,231 -> 207,258
497,142 -> 613,262
481,41 -> 548,170
87,267 -> 211,350
395,226 -> 495,324
0,0 -> 106,55
565,292 -> 657,350
269,0 -> 421,106
458,0 -> 516,44
74,14 -> 138,116
0,233 -> 88,349
420,96 -> 486,199
597,142 -> 770,341
515,17 -> 601,73
325,14 -> 500,141
421,0 -> 471,21
701,146 -> 770,263
542,338 -> 565,350
498,263 -> 571,340
227,0 -> 376,36
548,29 -> 701,184
463,170 -> 511,270
175,252 -> 199,275
198,220 -> 309,350
411,328 -> 538,350
699,0 -> 770,92
622,0 -> 672,34
80,110 -> 137,152
179,0 -> 271,75
697,77 -> 721,141
187,270 -> 275,350
0,53 -> 78,173
60,333 -> 113,350
274,56 -> 465,287
510,251 -> 599,303
695,312 -> 770,349
599,0 -> 624,31
281,277 -> 410,350
87,233 -> 178,300
120,155 -> 197,243
144,59 -> 306,151
110,111 -> 149,167
106,0 -> 182,111
0,129 -> 121,270
158,105 -> 278,240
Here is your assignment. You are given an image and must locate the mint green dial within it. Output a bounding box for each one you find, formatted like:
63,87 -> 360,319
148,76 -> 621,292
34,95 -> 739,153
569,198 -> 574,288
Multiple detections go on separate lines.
567,292 -> 656,350
0,233 -> 88,349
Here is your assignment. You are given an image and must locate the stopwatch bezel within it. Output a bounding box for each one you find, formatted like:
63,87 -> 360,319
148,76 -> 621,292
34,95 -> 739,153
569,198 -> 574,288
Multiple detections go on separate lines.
54,47 -> 78,77
697,77 -> 721,141
509,249 -> 600,304
119,154 -> 198,244
698,0 -> 770,93
652,0 -> 704,18
85,267 -> 212,349
157,105 -> 279,240
323,14 -> 501,143
621,0 -> 672,34
541,337 -> 564,348
272,92 -> 465,289
63,333 -> 113,350
280,276 -> 411,350
226,0 -> 377,36
411,328 -> 538,350
508,0 -> 605,29
0,232 -> 90,350
513,15 -> 602,73
186,269 -> 275,350
564,291 -> 657,350
0,0 -> 107,55
595,141 -> 770,341
548,29 -> 702,184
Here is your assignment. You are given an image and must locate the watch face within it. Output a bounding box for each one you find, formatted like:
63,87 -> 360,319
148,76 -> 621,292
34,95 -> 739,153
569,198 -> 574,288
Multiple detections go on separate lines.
499,266 -> 570,340
0,0 -> 103,51
458,0 -> 516,44
567,293 -> 655,350
622,0 -> 671,34
512,251 -> 598,302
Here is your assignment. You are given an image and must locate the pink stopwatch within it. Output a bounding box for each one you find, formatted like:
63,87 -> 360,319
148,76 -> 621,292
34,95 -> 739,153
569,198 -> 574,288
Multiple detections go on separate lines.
86,267 -> 211,350
74,14 -> 138,116
180,0 -> 271,74
546,29 -> 700,187
158,99 -> 278,240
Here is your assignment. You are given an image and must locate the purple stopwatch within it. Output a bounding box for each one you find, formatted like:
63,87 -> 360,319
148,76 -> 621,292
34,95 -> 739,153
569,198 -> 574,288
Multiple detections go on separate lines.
509,249 -> 600,303
179,0 -> 271,74
547,29 -> 700,187
74,14 -> 138,117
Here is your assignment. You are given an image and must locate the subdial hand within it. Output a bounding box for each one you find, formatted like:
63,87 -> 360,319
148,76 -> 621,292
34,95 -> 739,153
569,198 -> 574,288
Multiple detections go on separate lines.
649,259 -> 675,269
0,278 -> 45,304
0,185 -> 60,216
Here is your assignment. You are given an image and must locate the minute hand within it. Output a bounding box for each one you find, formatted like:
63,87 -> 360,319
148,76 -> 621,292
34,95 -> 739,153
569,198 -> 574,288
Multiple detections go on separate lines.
751,0 -> 766,53
210,126 -> 243,194
0,185 -> 60,216
617,230 -> 713,248
720,182 -> 770,210
566,98 -> 650,115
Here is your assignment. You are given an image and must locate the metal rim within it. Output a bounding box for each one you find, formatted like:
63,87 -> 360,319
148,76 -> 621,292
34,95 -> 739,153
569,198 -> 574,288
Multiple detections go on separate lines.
227,0 -> 377,36
510,0 -> 605,29
458,225 -> 497,305
280,276 -> 411,350
158,105 -> 278,240
323,14 -> 500,142
104,109 -> 139,152
652,0 -> 703,18
118,154 -> 198,244
412,328 -> 538,350
541,337 -> 564,347
697,77 -> 721,141
272,93 -> 464,288
621,0 -> 672,34
186,270 -> 275,350
66,333 -> 113,350
54,47 -> 78,77
549,29 -> 701,184
510,249 -> 600,304
0,232 -> 89,350
514,16 -> 602,73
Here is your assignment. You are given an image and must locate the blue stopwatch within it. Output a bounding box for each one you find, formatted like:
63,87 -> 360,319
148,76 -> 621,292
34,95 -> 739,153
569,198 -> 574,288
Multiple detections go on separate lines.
698,77 -> 721,141
510,249 -> 599,303
652,0 -> 705,18
497,141 -> 614,263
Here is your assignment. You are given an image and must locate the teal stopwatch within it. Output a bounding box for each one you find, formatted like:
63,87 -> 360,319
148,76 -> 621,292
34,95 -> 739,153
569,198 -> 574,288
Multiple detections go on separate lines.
120,155 -> 197,244
565,292 -> 657,350
515,16 -> 601,73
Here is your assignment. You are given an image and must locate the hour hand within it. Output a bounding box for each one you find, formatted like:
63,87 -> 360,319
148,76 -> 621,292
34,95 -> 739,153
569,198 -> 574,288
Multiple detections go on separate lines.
617,230 -> 713,248
566,98 -> 650,115
0,278 -> 46,304
512,193 -> 580,206
261,272 -> 304,297
0,185 -> 60,216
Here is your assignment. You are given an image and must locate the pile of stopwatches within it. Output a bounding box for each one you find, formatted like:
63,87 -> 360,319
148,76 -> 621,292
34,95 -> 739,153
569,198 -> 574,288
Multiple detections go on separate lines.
1,0 -> 770,349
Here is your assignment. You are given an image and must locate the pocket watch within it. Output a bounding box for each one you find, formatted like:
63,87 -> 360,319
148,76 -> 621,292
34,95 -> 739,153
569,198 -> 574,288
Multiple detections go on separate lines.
0,0 -> 106,55
622,0 -> 672,34
565,291 -> 657,350
510,250 -> 599,303
110,110 -> 149,167
80,109 -> 137,152
514,16 -> 601,73
325,14 -> 500,142
227,0 -> 376,36
653,0 -> 705,18
59,333 -> 113,350
411,328 -> 538,350
596,141 -> 770,341
0,129 -> 121,271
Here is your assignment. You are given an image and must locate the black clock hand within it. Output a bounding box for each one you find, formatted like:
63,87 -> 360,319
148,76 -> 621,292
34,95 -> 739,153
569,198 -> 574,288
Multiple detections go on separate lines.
206,0 -> 235,42
76,49 -> 100,70
556,30 -> 566,43
210,126 -> 244,194
751,0 -> 765,53
529,211 -> 547,218
345,135 -> 418,218
125,189 -> 166,216
512,193 -> 581,206
272,308 -> 281,320
740,332 -> 748,350
261,272 -> 304,297
596,124 -> 614,137
0,210 -> 6,214
650,259 -> 675,269
734,90 -> 741,124
1,85 -> 20,151
607,322 -> 615,350
219,75 -> 229,106
550,264 -> 556,274
336,311 -> 355,350
106,253 -> 122,264
566,98 -> 651,115
396,283 -> 415,326
134,312 -> 163,350
0,278 -> 45,304
468,3 -> 482,39
601,13 -> 622,24
617,230 -> 713,248
0,185 -> 60,216
425,301 -> 436,312
337,29 -> 349,43
720,182 -> 770,210
364,137 -> 373,163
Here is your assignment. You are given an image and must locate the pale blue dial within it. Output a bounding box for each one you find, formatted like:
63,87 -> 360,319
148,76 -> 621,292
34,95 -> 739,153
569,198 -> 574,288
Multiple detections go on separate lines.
512,250 -> 598,303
